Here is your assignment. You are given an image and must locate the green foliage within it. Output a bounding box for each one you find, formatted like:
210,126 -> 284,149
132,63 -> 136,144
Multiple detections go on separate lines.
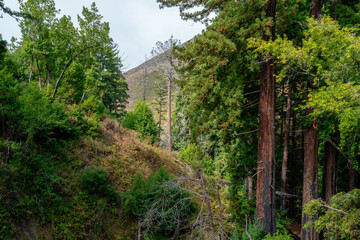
177,143 -> 214,175
263,232 -> 293,240
229,184 -> 256,230
124,168 -> 195,237
0,203 -> 16,239
81,167 -> 117,199
122,101 -> 159,144
19,84 -> 77,143
303,189 -> 360,240
230,222 -> 265,240
81,95 -> 107,116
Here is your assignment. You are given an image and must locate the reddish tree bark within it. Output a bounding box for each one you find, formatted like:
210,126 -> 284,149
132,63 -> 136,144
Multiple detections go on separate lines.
322,141 -> 338,204
301,2 -> 322,239
301,107 -> 319,240
256,0 -> 276,235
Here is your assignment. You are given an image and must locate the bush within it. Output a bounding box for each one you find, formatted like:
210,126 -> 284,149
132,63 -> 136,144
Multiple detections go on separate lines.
80,167 -> 116,199
303,188 -> 360,240
177,143 -> 214,175
68,104 -> 102,137
121,101 -> 158,144
19,84 -> 77,144
81,95 -> 107,116
263,232 -> 293,240
124,168 -> 195,237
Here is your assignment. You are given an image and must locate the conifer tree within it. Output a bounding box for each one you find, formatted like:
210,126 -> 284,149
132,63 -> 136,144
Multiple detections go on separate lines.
151,36 -> 180,152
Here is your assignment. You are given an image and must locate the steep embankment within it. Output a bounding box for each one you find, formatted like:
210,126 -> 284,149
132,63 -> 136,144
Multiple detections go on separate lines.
77,118 -> 186,190
0,118 -> 188,239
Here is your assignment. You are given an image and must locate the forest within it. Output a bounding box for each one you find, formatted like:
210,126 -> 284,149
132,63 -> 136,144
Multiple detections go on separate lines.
0,0 -> 359,239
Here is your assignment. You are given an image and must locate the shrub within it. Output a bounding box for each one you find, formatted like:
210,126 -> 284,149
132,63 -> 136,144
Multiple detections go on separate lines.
19,84 -> 77,144
263,232 -> 293,240
124,168 -> 195,237
121,101 -> 158,144
68,104 -> 101,137
303,188 -> 360,240
80,167 -> 116,199
81,95 -> 107,116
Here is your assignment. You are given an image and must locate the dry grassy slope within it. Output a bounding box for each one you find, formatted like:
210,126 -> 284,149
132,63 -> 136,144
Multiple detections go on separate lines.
124,39 -> 193,110
124,51 -> 170,110
73,118 -> 188,190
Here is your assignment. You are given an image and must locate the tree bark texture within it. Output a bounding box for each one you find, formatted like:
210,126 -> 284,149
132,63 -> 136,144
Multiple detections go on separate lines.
322,141 -> 337,204
301,3 -> 322,239
281,84 -> 292,212
301,107 -> 319,240
310,0 -> 322,18
256,0 -> 276,234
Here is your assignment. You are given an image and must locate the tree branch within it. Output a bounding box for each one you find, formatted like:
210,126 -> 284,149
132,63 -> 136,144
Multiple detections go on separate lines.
52,45 -> 98,98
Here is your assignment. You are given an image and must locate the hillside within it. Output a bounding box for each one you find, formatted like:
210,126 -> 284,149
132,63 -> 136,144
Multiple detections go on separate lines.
124,52 -> 169,110
0,118 -> 190,239
124,39 -> 192,110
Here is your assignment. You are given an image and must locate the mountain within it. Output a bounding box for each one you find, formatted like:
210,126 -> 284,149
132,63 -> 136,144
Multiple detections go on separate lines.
124,38 -> 193,110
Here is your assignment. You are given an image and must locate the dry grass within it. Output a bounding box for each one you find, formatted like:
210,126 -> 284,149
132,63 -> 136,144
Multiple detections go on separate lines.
74,117 -> 187,190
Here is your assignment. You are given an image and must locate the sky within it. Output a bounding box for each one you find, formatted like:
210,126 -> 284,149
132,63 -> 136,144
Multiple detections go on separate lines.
0,0 -> 205,70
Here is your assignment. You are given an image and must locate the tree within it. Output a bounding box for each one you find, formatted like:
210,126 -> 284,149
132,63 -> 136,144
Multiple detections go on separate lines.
149,70 -> 167,142
251,14 -> 360,237
255,0 -> 276,234
121,101 -> 159,144
0,0 -> 29,20
151,36 -> 180,152
19,0 -> 58,90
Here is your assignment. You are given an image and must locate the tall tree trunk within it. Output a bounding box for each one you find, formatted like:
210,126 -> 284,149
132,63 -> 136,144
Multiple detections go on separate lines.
322,141 -> 337,204
256,0 -> 276,235
35,55 -> 42,90
167,69 -> 172,152
301,107 -> 319,240
281,84 -> 292,212
301,2 -> 322,239
310,0 -> 322,18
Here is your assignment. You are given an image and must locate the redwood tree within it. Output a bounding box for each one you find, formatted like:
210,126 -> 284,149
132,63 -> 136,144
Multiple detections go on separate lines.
256,0 -> 276,235
301,1 -> 321,239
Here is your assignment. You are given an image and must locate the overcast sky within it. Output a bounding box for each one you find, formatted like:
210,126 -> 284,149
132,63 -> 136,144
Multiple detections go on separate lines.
0,0 -> 205,70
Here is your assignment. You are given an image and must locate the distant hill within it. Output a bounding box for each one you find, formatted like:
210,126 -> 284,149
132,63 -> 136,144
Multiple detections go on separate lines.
124,38 -> 193,110
124,51 -> 170,110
